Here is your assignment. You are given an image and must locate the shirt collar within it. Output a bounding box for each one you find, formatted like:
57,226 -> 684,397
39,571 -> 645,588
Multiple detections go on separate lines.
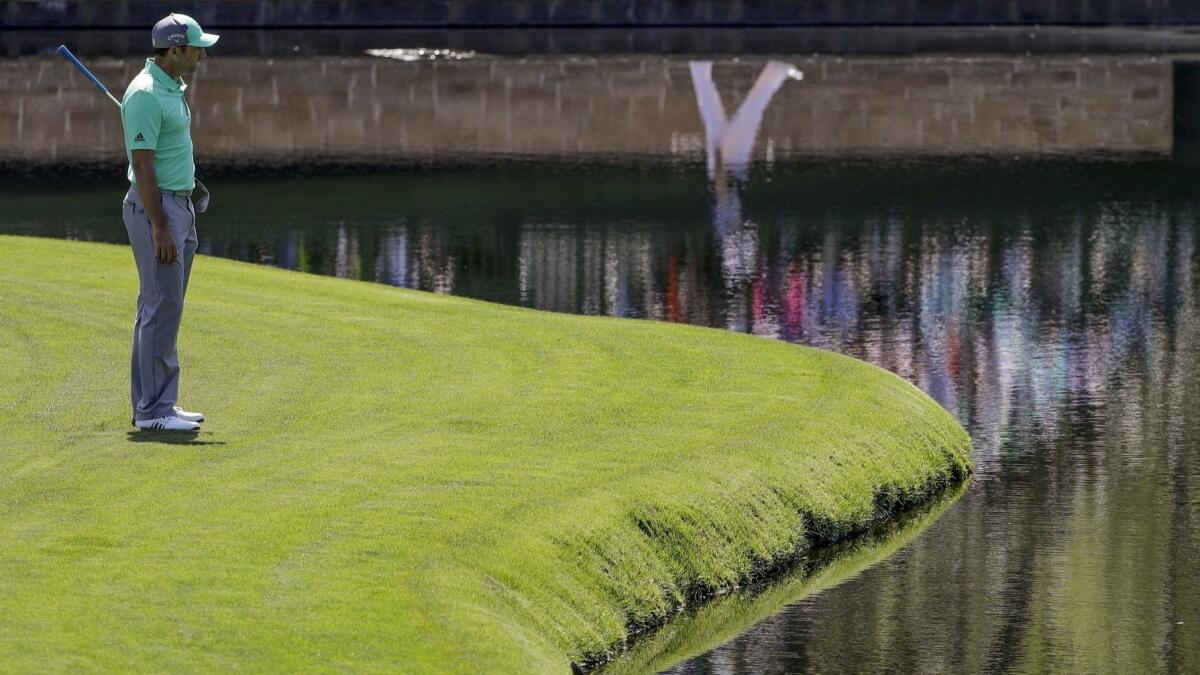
145,58 -> 187,93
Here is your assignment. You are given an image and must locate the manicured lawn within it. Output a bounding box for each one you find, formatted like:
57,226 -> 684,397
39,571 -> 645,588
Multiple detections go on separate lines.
0,235 -> 971,673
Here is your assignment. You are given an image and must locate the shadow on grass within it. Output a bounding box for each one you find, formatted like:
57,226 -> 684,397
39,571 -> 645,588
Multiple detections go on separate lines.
125,430 -> 226,446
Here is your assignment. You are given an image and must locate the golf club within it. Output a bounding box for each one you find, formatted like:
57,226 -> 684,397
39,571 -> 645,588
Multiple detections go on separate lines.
58,45 -> 122,108
58,44 -> 211,211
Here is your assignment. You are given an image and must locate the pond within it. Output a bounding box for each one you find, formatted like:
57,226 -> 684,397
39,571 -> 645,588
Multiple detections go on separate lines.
2,46 -> 1198,672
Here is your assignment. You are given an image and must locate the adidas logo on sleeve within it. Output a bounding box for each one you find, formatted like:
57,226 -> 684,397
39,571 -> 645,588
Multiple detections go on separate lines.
134,132 -> 146,142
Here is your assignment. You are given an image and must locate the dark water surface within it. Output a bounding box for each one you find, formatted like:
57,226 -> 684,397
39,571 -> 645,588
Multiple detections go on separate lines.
3,155 -> 1198,672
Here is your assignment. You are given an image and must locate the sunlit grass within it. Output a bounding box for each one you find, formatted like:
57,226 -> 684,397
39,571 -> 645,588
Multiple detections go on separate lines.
0,235 -> 971,673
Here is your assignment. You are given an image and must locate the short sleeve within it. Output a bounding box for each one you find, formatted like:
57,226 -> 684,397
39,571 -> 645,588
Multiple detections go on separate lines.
122,90 -> 161,151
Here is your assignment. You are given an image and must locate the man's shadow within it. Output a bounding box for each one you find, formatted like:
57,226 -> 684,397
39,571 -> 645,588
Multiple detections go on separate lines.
126,430 -> 226,446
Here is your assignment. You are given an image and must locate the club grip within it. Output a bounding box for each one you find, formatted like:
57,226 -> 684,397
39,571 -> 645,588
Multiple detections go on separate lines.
57,45 -> 110,95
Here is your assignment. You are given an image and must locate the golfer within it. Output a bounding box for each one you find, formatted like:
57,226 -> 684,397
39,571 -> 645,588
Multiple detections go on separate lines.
121,13 -> 218,431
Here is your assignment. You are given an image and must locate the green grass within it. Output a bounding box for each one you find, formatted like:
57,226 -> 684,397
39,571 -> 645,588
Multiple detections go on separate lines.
0,235 -> 971,673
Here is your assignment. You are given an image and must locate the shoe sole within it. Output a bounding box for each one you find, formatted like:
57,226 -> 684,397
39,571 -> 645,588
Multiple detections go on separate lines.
133,417 -> 203,425
133,422 -> 201,431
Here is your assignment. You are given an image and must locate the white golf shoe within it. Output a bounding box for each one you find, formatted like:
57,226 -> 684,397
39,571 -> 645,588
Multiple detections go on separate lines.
135,415 -> 201,432
173,406 -> 204,424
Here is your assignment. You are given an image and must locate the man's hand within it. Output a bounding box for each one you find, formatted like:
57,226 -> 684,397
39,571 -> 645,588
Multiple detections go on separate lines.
151,223 -> 178,263
131,149 -> 177,263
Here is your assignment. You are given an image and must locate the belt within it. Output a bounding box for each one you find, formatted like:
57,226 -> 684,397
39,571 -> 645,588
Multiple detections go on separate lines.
160,187 -> 193,197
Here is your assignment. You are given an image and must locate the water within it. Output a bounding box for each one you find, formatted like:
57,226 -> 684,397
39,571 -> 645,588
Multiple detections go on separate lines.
3,49 -> 1199,672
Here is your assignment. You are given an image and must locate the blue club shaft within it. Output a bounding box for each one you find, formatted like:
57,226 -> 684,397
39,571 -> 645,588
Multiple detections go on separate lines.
58,45 -> 122,108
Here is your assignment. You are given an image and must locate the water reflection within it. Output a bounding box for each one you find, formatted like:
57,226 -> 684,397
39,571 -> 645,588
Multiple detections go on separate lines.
691,59 -> 801,332
656,205 -> 1200,671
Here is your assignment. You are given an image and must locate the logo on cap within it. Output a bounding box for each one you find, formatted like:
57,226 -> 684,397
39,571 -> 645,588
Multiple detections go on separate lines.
152,12 -> 219,49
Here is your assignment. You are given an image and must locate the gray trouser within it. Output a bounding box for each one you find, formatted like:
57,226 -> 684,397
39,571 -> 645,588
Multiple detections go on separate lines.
122,186 -> 198,421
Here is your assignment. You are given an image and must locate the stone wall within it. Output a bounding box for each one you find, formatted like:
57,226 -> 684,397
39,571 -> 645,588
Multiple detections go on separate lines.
0,55 -> 1172,167
4,0 -> 1200,28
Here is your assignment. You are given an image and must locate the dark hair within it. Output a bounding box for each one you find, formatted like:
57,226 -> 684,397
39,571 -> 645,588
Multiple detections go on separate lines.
154,47 -> 171,57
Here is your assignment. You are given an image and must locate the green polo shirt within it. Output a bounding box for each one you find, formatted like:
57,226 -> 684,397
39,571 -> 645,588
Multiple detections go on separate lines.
122,59 -> 194,192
